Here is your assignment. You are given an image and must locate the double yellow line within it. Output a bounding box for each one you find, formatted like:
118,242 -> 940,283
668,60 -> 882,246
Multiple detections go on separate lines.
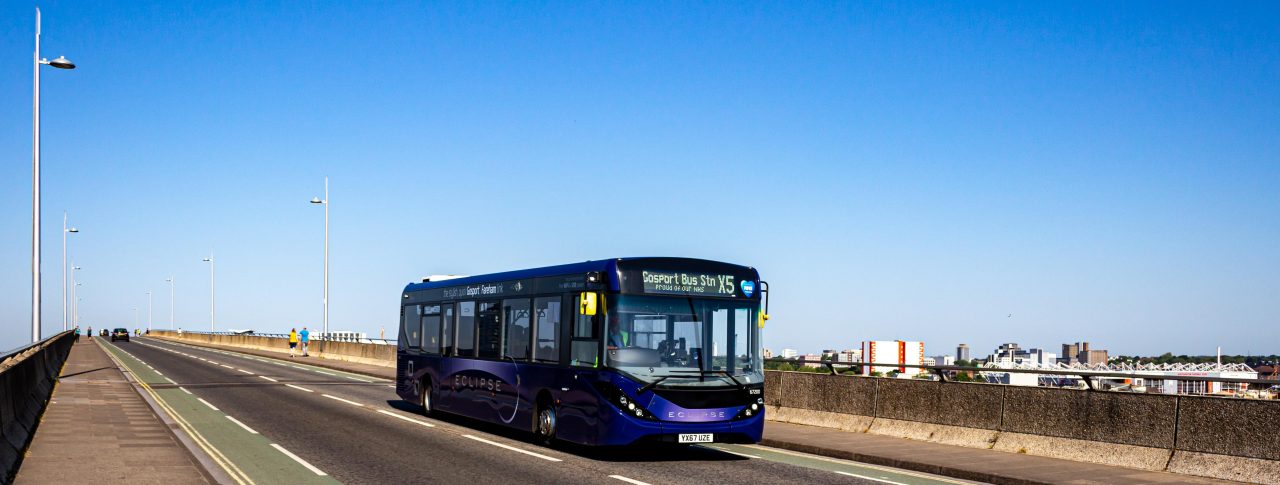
98,340 -> 255,485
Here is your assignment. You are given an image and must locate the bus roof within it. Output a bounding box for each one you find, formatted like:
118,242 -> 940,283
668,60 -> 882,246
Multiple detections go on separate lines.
401,257 -> 756,295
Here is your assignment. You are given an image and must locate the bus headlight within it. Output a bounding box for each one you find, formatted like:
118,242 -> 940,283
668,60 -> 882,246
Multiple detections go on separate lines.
593,381 -> 656,420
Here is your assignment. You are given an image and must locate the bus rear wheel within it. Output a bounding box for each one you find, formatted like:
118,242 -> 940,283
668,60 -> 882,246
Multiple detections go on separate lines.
419,380 -> 433,416
535,401 -> 557,444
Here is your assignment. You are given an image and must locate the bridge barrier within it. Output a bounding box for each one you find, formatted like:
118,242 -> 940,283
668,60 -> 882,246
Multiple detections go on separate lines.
764,370 -> 1280,484
149,331 -> 394,368
0,331 -> 75,484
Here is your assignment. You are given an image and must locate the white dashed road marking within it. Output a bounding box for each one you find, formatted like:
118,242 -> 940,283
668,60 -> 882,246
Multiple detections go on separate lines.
835,471 -> 907,484
462,435 -> 561,462
286,384 -> 314,393
608,475 -> 651,485
258,376 -> 279,382
197,398 -> 219,411
322,394 -> 363,407
270,443 -> 327,476
377,409 -> 436,427
226,415 -> 259,434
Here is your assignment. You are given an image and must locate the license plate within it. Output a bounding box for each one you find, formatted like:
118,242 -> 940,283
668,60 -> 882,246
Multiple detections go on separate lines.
677,433 -> 713,443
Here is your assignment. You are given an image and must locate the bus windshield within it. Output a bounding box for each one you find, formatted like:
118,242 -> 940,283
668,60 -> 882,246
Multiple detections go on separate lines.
604,295 -> 762,387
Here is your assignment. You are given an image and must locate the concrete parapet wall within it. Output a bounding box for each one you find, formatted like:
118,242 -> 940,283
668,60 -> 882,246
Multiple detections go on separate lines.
764,370 -> 1280,484
150,331 -> 395,368
0,331 -> 75,484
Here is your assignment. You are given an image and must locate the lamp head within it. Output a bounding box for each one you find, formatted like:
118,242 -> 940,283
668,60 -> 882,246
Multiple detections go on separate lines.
68,227 -> 79,233
202,258 -> 211,262
49,56 -> 75,69
310,197 -> 324,204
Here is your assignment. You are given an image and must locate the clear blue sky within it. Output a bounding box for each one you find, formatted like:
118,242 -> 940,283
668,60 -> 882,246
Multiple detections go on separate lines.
2,1 -> 1276,357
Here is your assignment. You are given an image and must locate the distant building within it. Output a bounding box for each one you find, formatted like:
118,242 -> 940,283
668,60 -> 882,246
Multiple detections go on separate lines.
782,348 -> 798,359
821,349 -> 838,361
837,349 -> 862,363
801,354 -> 823,368
931,355 -> 955,366
1056,341 -> 1108,365
956,344 -> 970,362
923,357 -> 936,367
763,348 -> 774,359
861,340 -> 926,377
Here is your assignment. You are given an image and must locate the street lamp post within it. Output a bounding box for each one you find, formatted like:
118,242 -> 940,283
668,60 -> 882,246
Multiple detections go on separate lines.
71,266 -> 80,326
146,291 -> 153,331
166,277 -> 174,330
311,177 -> 329,351
203,255 -> 215,331
62,211 -> 78,331
32,8 -> 77,342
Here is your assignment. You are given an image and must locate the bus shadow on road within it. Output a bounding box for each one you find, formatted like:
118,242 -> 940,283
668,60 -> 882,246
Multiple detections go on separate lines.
384,399 -> 747,463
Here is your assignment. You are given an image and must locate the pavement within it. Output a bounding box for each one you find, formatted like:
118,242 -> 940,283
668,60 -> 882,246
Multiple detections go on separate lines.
15,337 -> 211,485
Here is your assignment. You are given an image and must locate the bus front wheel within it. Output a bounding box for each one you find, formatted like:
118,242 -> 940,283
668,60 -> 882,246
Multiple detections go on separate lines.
536,400 -> 557,444
419,379 -> 433,416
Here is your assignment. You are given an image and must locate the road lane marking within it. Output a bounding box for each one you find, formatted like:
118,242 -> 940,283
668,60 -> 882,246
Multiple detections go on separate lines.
315,370 -> 337,376
462,435 -> 561,462
608,475 -> 651,485
740,444 -> 972,484
179,387 -> 193,395
258,376 -> 278,382
226,415 -> 259,434
377,409 -> 436,427
197,398 -> 220,411
163,377 -> 177,385
270,443 -> 327,476
322,394 -> 364,407
835,471 -> 907,484
286,384 -> 314,393
342,375 -> 371,382
236,369 -> 254,375
220,364 -> 234,369
707,447 -> 760,459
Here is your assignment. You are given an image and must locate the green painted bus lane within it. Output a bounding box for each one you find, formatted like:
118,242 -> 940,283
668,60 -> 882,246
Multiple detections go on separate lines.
100,340 -> 341,485
704,444 -> 979,485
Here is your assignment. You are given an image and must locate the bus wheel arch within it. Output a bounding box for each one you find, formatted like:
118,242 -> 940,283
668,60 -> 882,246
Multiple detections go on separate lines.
534,390 -> 557,443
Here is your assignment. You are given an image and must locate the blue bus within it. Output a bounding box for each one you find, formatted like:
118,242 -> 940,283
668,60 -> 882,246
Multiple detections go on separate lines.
396,257 -> 768,446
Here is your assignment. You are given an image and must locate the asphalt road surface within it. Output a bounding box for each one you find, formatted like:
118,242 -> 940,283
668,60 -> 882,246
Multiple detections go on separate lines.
102,337 -> 974,485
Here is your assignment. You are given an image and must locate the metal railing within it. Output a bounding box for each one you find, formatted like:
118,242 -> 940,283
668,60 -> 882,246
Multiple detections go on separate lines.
765,359 -> 1280,394
162,329 -> 397,345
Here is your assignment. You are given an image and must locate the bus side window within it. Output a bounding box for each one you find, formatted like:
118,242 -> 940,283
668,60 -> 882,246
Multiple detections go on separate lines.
502,299 -> 531,361
404,305 -> 423,350
456,301 -> 476,357
422,305 -> 442,355
477,301 -> 502,359
570,293 -> 600,367
533,297 -> 560,363
442,304 -> 455,356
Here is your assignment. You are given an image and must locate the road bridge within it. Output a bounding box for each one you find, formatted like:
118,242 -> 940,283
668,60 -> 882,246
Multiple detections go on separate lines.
15,337 -> 971,485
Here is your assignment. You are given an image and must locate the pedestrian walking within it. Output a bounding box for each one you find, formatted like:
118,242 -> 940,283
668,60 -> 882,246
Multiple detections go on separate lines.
299,327 -> 311,357
289,328 -> 299,357
74,326 -> 80,342
87,326 -> 92,339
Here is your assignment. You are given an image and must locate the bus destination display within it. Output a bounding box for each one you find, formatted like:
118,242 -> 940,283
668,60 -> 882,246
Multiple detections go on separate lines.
641,270 -> 737,297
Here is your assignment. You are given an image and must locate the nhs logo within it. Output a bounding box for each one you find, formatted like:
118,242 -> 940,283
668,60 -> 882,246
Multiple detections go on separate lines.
740,280 -> 755,298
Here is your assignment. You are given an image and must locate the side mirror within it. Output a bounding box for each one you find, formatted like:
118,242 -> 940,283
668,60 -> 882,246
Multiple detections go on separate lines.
580,292 -> 598,316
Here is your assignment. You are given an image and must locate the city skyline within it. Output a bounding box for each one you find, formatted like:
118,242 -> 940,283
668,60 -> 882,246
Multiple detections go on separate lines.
2,2 -> 1277,354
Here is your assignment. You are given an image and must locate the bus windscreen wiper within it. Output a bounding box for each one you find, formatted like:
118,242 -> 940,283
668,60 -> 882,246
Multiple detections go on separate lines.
637,375 -> 671,395
664,369 -> 745,389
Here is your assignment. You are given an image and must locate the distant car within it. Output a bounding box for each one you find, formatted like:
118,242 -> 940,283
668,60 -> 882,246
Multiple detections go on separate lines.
111,328 -> 129,342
